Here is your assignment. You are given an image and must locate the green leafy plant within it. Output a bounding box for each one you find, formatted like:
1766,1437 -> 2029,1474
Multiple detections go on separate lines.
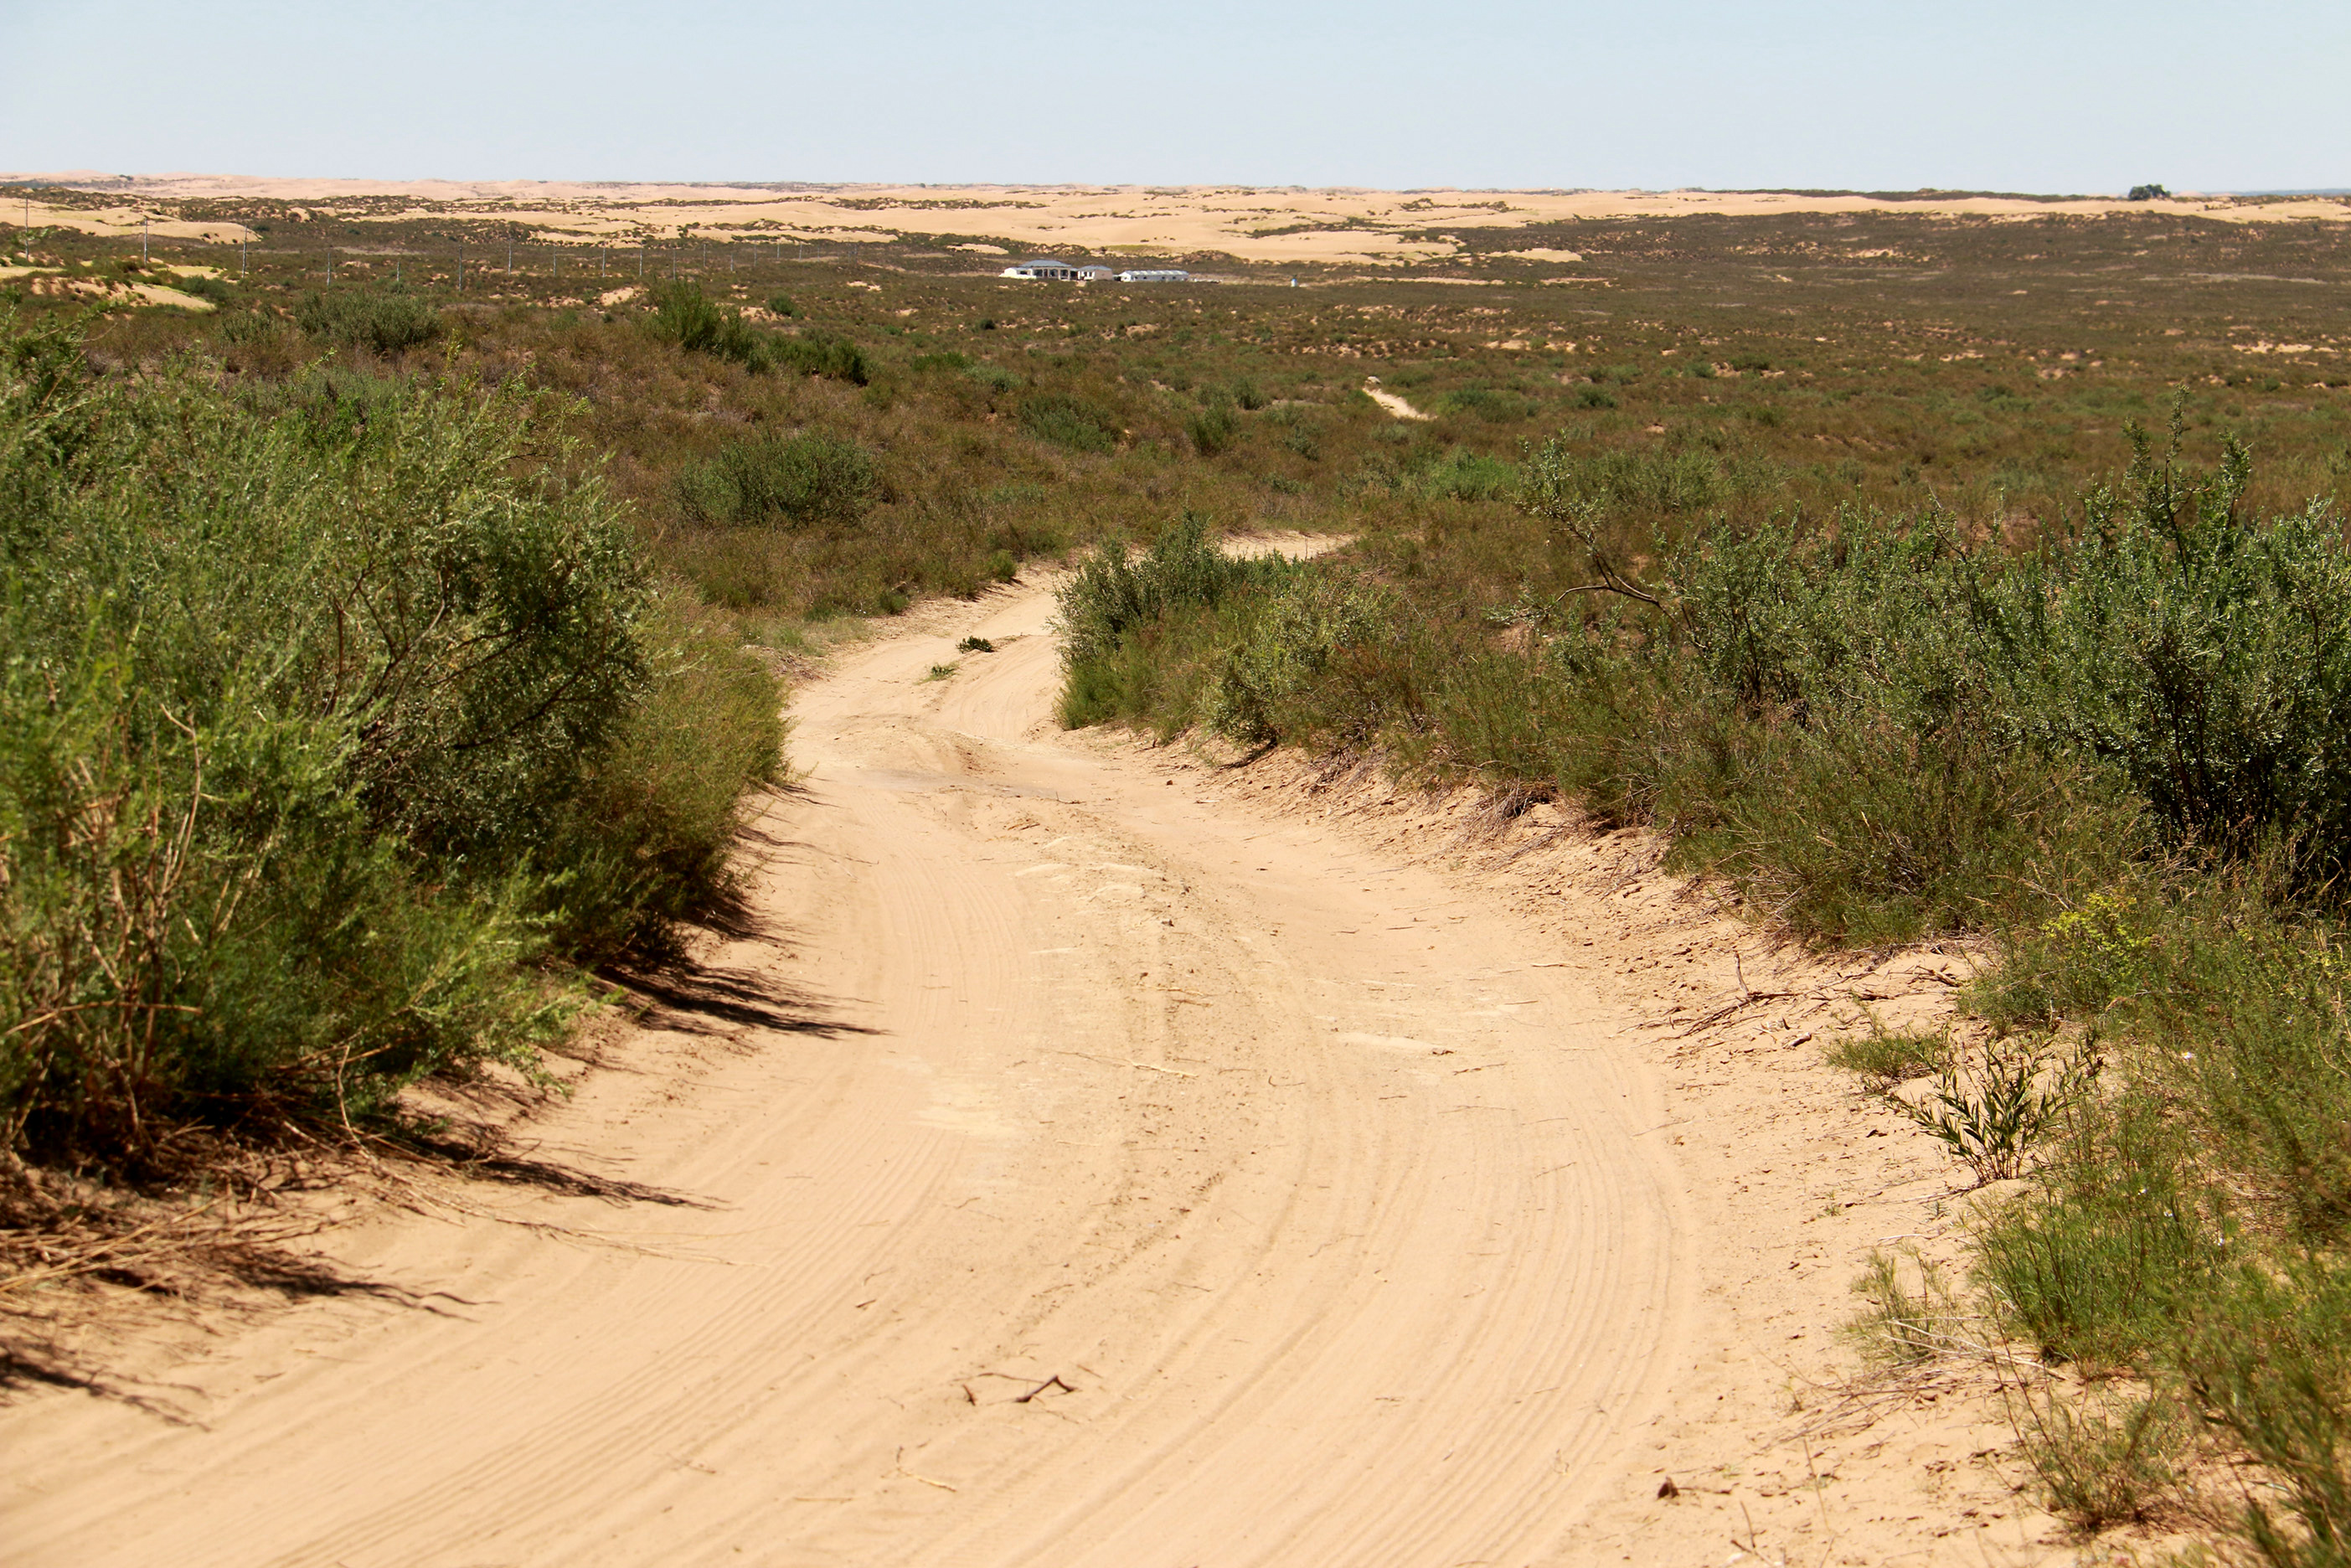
1900,1038 -> 2097,1184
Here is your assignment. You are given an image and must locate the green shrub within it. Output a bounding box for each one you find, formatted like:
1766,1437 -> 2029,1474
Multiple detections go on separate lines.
1022,393 -> 1118,454
1439,384 -> 1539,422
294,287 -> 441,353
1412,446 -> 1517,503
644,280 -> 774,372
218,309 -> 285,348
1843,1246 -> 1966,1366
647,281 -> 866,380
675,431 -> 879,529
2008,1383 -> 2184,1532
1976,1135 -> 2214,1369
1204,575 -> 1389,746
1188,400 -> 1238,456
0,312 -> 779,1160
175,274 -> 235,307
772,330 -> 869,384
1823,1027 -> 1947,1090
2013,427 -> 2351,883
534,593 -> 784,959
766,291 -> 798,317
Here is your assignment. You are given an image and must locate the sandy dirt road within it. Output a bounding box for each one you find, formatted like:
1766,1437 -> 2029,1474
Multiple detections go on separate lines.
3,567 -> 1709,1566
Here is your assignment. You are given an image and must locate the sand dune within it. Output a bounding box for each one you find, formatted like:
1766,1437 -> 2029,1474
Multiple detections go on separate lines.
9,174 -> 2343,267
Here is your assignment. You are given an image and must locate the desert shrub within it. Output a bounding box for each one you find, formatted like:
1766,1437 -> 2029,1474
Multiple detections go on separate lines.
175,274 -> 234,307
294,287 -> 441,353
766,291 -> 798,317
1056,513 -> 1265,669
1022,392 -> 1118,454
1895,1037 -> 2098,1184
1412,446 -> 1518,503
1054,514 -> 1307,727
1188,400 -> 1238,456
2010,427 -> 2351,884
1440,384 -> 1539,423
675,431 -> 879,529
1843,1246 -> 1967,1366
218,309 -> 285,348
536,593 -> 785,959
771,330 -> 869,384
645,279 -> 740,355
1204,575 -> 1390,746
1976,1121 -> 2214,1368
642,281 -> 864,379
2008,1382 -> 2185,1532
0,312 -> 777,1160
1823,1026 -> 1948,1090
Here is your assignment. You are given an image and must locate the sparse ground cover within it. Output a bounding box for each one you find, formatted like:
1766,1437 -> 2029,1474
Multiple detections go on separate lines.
8,185 -> 2351,1561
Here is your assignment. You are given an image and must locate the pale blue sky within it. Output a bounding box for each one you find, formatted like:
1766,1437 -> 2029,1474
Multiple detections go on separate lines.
3,0 -> 2343,192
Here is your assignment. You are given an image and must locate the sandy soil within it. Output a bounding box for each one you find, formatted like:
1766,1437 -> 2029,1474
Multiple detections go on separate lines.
0,561 -> 2077,1566
1361,377 -> 1434,420
9,176 -> 2345,268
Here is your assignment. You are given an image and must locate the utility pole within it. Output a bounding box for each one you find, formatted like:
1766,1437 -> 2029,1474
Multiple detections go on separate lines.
638,242 -> 645,279
507,240 -> 513,277
142,216 -> 148,264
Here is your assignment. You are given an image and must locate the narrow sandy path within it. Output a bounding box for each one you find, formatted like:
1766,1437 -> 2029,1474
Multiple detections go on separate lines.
1362,376 -> 1433,420
3,571 -> 1690,1567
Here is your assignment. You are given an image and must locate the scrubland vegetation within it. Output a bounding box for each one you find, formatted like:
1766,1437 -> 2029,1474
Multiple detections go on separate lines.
11,188 -> 2351,1557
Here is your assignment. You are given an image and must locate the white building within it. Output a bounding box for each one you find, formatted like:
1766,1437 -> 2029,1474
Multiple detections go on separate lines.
1076,265 -> 1114,281
1000,259 -> 1081,280
1116,269 -> 1190,283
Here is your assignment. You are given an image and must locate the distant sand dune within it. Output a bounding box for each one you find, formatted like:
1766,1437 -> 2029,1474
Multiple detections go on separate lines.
8,175 -> 2343,267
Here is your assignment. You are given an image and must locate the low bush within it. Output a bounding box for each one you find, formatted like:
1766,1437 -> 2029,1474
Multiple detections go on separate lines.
1054,513 -> 1303,729
294,287 -> 441,354
1843,1246 -> 1967,1366
1823,1027 -> 1947,1090
0,312 -> 781,1164
675,431 -> 880,529
645,281 -> 866,383
1023,392 -> 1119,454
771,330 -> 869,384
1188,400 -> 1238,456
